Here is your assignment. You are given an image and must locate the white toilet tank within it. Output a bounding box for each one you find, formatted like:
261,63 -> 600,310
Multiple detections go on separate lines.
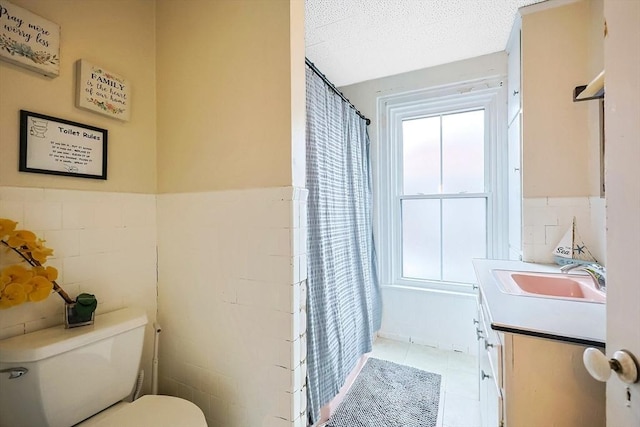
0,307 -> 148,427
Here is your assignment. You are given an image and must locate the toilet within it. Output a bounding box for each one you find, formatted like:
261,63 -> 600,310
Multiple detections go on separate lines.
0,307 -> 207,427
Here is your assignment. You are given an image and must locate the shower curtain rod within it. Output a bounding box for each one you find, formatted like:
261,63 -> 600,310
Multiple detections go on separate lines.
305,58 -> 371,126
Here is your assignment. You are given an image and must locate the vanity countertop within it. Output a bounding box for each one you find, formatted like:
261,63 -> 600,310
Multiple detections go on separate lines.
473,259 -> 606,347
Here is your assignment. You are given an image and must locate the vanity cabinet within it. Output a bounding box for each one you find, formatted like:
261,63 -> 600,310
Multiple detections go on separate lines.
476,292 -> 503,427
476,289 -> 606,427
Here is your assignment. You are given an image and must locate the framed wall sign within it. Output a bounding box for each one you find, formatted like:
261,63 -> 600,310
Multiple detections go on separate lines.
19,110 -> 108,179
76,59 -> 131,121
0,0 -> 60,77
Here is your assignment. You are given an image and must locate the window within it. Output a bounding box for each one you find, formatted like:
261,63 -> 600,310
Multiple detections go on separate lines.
377,78 -> 507,293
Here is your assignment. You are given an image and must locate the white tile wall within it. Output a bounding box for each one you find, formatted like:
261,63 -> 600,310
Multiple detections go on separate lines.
1,185 -> 308,425
157,187 -> 308,427
0,186 -> 158,393
522,196 -> 606,264
378,286 -> 478,355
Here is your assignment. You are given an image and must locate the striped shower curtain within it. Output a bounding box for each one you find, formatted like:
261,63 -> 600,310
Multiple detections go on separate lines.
305,65 -> 382,424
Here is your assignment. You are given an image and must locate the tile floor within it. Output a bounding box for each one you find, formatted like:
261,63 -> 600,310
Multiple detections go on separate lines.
370,337 -> 482,427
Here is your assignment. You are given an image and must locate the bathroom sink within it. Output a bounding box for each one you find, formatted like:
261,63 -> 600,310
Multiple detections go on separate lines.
492,270 -> 606,303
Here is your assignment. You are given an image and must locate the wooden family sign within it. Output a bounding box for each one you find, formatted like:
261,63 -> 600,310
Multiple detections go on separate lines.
76,59 -> 131,121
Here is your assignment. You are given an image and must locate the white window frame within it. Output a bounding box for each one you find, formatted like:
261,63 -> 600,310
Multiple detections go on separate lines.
375,76 -> 508,294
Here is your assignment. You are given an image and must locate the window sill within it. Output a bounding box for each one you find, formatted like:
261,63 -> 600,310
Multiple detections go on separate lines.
381,280 -> 477,297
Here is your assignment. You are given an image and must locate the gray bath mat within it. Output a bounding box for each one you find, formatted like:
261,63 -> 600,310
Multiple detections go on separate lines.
327,357 -> 442,427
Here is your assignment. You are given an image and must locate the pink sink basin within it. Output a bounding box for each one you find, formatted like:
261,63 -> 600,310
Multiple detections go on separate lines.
492,270 -> 606,303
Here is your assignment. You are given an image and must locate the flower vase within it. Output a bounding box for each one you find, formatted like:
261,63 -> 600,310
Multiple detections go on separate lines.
64,302 -> 95,328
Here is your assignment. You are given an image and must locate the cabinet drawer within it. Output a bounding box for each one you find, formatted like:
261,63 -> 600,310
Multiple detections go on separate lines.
479,328 -> 503,427
479,302 -> 502,388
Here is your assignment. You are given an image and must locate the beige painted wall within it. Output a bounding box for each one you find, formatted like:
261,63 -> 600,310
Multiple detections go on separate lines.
156,0 -> 297,193
521,1 -> 594,198
290,0 -> 307,188
0,0 -> 157,193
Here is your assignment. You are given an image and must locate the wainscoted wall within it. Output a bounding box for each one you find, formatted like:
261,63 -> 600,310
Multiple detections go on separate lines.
522,196 -> 606,264
156,187 -> 308,427
0,186 -> 158,391
378,287 -> 478,355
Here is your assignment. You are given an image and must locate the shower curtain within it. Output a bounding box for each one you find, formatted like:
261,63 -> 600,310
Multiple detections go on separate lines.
305,65 -> 382,424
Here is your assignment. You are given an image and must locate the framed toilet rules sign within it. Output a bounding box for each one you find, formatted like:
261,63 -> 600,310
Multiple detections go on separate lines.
76,59 -> 131,121
19,110 -> 108,180
0,0 -> 60,77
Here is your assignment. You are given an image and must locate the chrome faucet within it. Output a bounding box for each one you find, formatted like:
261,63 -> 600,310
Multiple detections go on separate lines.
560,263 -> 607,293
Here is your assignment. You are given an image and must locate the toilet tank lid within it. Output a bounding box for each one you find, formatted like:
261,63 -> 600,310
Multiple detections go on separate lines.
0,307 -> 148,363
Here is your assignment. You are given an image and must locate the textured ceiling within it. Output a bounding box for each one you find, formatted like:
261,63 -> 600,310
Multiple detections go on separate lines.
306,0 -> 547,87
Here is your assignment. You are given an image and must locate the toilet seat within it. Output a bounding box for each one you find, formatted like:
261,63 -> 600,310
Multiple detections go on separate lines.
78,395 -> 207,427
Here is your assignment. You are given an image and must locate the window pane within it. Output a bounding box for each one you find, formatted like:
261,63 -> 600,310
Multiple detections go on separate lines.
402,117 -> 440,195
442,198 -> 487,283
401,199 -> 441,280
442,110 -> 485,193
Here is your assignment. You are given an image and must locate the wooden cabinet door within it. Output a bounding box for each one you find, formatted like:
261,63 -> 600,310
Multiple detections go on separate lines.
507,29 -> 521,126
507,113 -> 522,260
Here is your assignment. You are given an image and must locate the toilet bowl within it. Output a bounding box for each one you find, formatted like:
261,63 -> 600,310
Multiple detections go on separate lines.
78,395 -> 206,426
0,307 -> 207,427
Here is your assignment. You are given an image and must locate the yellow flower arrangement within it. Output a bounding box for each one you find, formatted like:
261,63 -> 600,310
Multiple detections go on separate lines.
0,218 -> 74,309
